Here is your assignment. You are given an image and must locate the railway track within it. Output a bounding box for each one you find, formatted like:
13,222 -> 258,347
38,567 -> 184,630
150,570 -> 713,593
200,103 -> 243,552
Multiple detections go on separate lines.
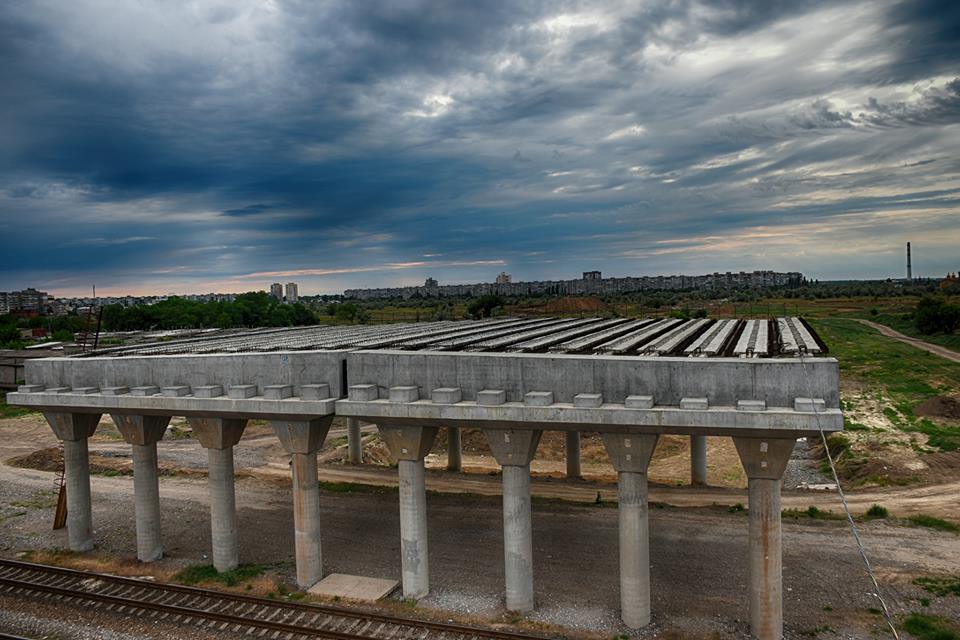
0,559 -> 550,640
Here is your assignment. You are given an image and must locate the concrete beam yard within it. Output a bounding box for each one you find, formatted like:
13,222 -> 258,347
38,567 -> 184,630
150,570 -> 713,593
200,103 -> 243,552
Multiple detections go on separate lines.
8,316 -> 840,640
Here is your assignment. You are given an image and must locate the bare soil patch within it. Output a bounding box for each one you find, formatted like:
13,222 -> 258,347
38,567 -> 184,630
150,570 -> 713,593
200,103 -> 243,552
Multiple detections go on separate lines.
915,395 -> 960,420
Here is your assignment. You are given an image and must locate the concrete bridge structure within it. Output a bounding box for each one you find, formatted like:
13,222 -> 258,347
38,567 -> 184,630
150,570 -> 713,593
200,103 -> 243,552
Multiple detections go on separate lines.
8,316 -> 840,640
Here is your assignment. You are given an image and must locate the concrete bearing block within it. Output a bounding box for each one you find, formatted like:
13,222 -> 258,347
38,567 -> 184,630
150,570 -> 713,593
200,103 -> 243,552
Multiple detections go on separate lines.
349,384 -> 379,402
794,397 -> 826,413
300,384 -> 331,400
625,395 -> 654,409
130,386 -> 160,396
264,384 -> 294,400
574,393 -> 603,408
524,391 -> 554,406
17,384 -> 44,393
680,397 -> 709,410
477,389 -> 506,406
162,386 -> 191,397
70,387 -> 99,395
228,385 -> 257,399
431,387 -> 462,404
738,399 -> 767,412
389,386 -> 419,403
47,387 -> 71,393
193,385 -> 224,398
101,386 -> 130,396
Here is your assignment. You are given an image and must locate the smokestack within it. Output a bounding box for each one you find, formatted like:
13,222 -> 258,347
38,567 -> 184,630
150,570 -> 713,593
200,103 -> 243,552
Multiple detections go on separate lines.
907,242 -> 912,281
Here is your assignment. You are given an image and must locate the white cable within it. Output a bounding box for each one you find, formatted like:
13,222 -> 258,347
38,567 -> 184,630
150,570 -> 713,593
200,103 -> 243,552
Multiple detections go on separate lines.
797,348 -> 900,640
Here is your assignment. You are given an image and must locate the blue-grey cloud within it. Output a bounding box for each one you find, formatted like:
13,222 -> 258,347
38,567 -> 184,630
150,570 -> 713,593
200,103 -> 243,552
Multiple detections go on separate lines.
0,0 -> 958,296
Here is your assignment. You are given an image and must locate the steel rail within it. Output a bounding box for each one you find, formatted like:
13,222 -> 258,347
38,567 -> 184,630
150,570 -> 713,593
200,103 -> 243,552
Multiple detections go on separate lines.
0,559 -> 548,640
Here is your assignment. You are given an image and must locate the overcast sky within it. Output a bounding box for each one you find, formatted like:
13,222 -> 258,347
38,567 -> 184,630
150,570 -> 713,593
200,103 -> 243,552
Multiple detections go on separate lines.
1,0 -> 958,296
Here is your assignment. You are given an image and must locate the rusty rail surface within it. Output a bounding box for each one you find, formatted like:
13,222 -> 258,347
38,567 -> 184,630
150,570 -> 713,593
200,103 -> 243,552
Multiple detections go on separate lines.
0,559 -> 551,640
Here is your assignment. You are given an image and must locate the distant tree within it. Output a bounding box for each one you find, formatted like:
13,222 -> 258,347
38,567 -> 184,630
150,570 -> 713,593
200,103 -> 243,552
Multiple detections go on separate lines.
0,318 -> 23,348
914,297 -> 960,335
467,294 -> 504,319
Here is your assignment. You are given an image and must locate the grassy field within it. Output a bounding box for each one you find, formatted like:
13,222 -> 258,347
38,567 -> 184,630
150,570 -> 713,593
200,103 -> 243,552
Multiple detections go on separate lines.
808,318 -> 960,484
867,312 -> 960,351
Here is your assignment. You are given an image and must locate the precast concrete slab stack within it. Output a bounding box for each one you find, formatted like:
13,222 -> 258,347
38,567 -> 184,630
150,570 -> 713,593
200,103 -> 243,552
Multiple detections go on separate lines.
8,316 -> 840,640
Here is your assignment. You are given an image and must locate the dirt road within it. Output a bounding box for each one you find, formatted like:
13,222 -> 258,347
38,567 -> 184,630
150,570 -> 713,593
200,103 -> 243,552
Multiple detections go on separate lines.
299,462 -> 960,520
856,318 -> 960,363
2,457 -> 959,639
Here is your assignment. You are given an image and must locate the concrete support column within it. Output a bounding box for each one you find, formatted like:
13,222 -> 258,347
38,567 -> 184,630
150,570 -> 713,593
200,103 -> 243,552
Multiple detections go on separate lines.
602,433 -> 660,629
113,414 -> 170,562
271,417 -> 333,589
208,447 -> 238,571
733,437 -> 797,640
378,425 -> 439,599
188,417 -> 248,573
42,412 -> 102,552
131,442 -> 163,561
292,451 -> 321,587
565,431 -> 582,479
446,427 -> 462,472
483,428 -> 543,613
690,435 -> 708,485
502,463 -> 534,611
347,418 -> 363,464
398,458 -> 429,596
63,438 -> 94,551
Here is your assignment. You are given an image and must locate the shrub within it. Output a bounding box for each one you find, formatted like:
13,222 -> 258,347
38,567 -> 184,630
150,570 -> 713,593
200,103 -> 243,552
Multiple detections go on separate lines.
866,504 -> 889,518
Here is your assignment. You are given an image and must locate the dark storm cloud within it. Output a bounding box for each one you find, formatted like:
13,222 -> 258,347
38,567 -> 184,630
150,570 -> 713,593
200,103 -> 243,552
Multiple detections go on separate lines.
0,0 -> 958,295
222,204 -> 275,217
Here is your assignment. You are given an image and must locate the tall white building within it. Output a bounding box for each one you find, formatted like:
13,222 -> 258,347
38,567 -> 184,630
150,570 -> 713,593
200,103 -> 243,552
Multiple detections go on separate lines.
285,282 -> 299,304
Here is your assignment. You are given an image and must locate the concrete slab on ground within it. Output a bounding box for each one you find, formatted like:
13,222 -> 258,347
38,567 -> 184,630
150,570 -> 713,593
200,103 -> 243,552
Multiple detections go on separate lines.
307,573 -> 399,602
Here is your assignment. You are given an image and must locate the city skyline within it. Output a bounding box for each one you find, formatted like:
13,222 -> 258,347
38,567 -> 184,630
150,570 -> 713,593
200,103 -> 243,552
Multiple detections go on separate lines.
2,1 -> 958,296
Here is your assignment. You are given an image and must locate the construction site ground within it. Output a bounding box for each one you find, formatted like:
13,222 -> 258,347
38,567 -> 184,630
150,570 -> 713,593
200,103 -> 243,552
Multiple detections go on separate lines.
2,411 -> 959,639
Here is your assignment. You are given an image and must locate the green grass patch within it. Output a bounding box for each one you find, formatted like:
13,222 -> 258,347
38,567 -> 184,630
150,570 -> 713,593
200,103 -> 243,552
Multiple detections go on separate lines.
10,490 -> 58,510
914,576 -> 960,597
902,613 -> 960,640
908,515 -> 960,533
173,563 -> 264,587
0,392 -> 37,419
905,419 -> 960,452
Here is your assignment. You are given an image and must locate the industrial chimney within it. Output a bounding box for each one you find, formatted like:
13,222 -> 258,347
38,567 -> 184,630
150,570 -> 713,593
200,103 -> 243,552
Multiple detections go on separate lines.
907,242 -> 912,281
